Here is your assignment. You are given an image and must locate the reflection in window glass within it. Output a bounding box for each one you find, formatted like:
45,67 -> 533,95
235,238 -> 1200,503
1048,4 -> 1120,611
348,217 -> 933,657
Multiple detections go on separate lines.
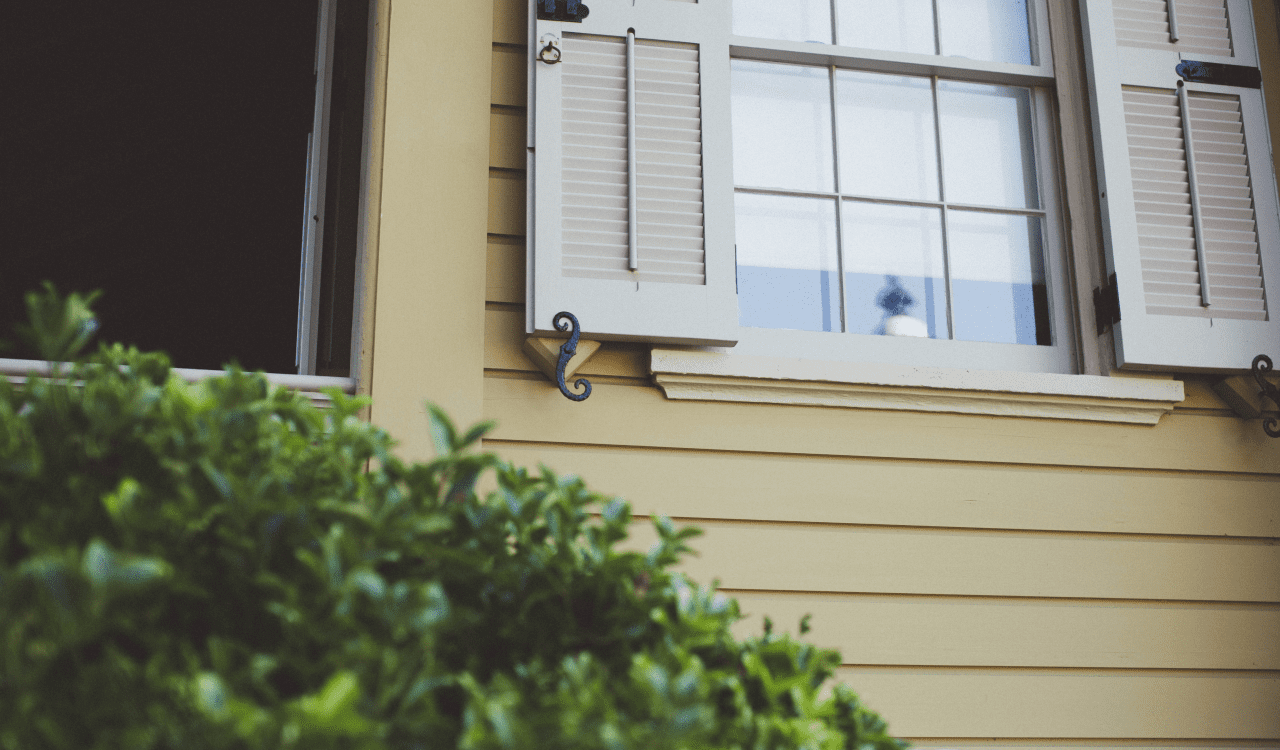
736,193 -> 841,332
732,0 -> 832,44
948,211 -> 1049,345
836,71 -> 939,201
836,0 -> 935,55
731,61 -> 835,192
841,201 -> 948,338
938,0 -> 1032,64
938,82 -> 1039,209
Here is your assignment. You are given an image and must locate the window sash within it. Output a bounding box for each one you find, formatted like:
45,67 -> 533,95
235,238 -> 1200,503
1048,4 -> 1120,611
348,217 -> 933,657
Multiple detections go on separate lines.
723,5 -> 1075,372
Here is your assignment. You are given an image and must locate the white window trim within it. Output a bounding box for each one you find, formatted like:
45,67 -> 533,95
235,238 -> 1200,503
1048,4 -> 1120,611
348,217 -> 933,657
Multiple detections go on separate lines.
650,348 -> 1183,424
0,358 -> 356,409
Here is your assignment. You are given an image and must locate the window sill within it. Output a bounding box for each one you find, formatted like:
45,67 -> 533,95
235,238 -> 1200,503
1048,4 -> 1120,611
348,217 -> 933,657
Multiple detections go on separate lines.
0,358 -> 356,408
649,349 -> 1184,425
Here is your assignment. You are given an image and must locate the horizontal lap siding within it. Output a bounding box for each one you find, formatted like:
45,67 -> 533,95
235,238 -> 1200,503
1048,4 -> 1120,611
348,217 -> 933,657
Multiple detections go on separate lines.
837,669 -> 1280,739
483,0 -> 1280,742
727,592 -> 1280,670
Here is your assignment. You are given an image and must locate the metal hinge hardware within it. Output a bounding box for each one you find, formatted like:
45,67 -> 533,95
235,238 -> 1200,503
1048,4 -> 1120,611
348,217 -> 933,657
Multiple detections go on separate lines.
1093,273 -> 1120,335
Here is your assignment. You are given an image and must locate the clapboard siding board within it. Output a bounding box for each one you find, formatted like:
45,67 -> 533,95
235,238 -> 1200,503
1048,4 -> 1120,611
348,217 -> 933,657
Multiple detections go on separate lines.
492,0 -> 524,46
838,668 -> 1280,738
622,520 -> 1280,602
489,441 -> 1280,538
490,158 -> 526,219
491,44 -> 526,107
489,108 -> 526,170
729,592 -> 1280,669
489,172 -> 526,236
487,238 -> 525,305
483,376 -> 1280,474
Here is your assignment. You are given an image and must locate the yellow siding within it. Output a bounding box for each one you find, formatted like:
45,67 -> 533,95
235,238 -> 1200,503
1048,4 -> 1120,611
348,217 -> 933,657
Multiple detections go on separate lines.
359,0 -> 1280,742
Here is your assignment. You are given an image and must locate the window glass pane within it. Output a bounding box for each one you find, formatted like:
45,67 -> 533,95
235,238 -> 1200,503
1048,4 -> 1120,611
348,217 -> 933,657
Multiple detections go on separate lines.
731,61 -> 835,192
733,0 -> 832,44
836,71 -> 939,201
938,0 -> 1033,65
835,0 -> 935,55
948,211 -> 1049,345
736,193 -> 841,332
842,201 -> 947,339
938,82 -> 1039,209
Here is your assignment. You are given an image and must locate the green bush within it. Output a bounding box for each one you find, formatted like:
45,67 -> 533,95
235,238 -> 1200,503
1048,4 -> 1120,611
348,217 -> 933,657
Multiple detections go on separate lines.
0,285 -> 906,750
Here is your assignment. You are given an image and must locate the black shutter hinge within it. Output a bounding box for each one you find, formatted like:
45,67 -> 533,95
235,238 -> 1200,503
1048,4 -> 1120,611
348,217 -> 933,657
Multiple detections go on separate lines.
537,0 -> 589,22
1093,273 -> 1120,335
1176,60 -> 1262,89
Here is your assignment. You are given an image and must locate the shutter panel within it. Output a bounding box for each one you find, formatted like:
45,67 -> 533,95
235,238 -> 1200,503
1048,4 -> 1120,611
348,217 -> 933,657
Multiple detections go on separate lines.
1081,0 -> 1280,371
528,0 -> 738,345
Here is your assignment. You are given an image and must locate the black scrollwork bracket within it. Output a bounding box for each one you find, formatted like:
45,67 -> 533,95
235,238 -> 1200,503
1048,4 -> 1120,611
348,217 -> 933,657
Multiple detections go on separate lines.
1252,355 -> 1279,438
553,312 -> 591,402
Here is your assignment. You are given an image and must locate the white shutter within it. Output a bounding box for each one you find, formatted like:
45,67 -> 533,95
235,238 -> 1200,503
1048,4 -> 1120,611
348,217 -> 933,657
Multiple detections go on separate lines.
1081,0 -> 1280,371
528,0 -> 738,346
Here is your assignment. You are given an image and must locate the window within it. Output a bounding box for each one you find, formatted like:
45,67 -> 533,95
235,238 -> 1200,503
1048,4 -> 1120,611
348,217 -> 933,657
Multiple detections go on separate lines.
1,0 -> 372,378
728,0 -> 1065,367
525,0 -> 1280,380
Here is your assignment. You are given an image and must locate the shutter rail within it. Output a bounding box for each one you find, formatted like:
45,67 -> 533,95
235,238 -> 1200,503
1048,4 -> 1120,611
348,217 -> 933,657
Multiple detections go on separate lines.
1175,81 -> 1211,308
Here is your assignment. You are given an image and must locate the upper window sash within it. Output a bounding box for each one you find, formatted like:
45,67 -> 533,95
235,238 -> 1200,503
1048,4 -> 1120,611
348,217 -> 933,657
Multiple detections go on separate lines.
728,0 -> 1055,84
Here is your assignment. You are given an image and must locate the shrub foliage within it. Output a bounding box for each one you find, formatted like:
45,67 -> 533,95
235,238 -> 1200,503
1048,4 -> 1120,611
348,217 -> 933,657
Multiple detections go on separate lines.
0,286 -> 905,749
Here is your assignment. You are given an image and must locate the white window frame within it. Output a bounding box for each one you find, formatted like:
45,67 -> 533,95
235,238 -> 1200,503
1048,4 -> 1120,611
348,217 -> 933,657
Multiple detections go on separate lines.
714,0 -> 1079,375
643,0 -> 1186,422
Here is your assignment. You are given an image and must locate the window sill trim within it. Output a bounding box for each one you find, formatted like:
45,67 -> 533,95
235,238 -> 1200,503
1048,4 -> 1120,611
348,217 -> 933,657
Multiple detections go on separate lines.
1,358 -> 356,408
649,349 -> 1184,425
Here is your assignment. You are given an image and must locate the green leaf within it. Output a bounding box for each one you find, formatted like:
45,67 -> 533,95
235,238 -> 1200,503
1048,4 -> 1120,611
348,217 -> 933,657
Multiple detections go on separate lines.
13,282 -> 101,362
81,538 -> 171,590
426,402 -> 458,455
295,671 -> 372,736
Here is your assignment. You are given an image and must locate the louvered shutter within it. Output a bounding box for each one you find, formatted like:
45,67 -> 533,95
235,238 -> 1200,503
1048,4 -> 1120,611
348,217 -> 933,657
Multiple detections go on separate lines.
1081,0 -> 1280,371
527,0 -> 738,345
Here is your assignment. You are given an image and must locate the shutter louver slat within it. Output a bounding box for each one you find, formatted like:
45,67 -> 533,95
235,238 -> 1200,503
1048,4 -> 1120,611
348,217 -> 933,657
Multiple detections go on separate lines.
560,34 -> 631,281
635,39 -> 705,284
558,33 -> 705,285
1121,86 -> 1267,322
1113,0 -> 1233,56
1188,90 -> 1267,321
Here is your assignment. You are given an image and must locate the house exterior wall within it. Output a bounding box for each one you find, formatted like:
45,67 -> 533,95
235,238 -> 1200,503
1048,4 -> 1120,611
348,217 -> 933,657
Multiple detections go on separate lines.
367,0 -> 1280,743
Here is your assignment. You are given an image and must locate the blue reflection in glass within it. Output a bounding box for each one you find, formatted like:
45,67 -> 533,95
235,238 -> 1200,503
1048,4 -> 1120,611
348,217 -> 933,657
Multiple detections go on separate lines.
952,280 -> 1048,345
738,267 -> 839,332
845,273 -> 945,338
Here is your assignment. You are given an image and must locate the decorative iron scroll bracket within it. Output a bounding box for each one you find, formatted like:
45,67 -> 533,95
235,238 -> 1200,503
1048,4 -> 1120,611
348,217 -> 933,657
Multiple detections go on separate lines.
1176,60 -> 1262,88
554,312 -> 591,402
1252,355 -> 1279,438
537,0 -> 589,22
